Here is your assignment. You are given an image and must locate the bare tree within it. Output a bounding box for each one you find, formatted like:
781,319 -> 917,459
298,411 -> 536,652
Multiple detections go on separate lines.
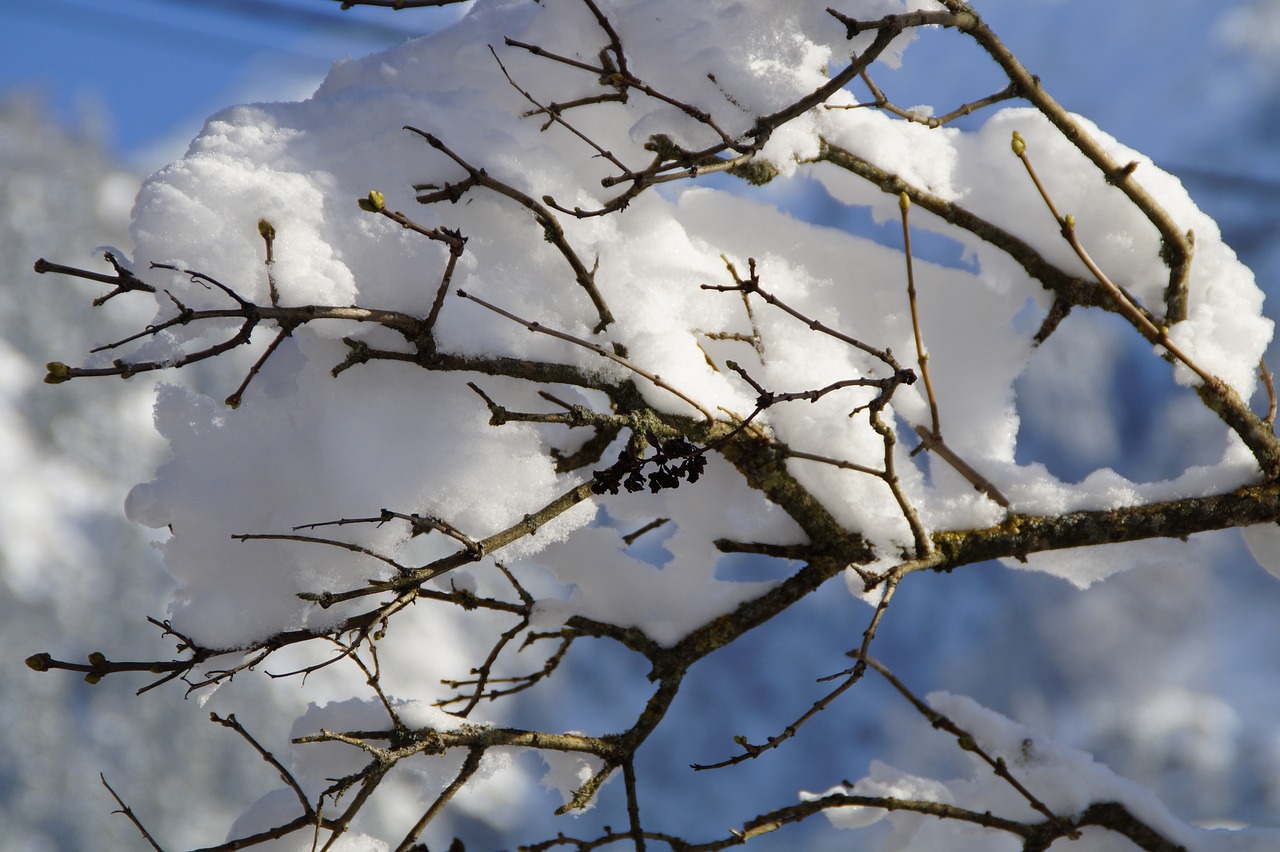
23,1 -> 1280,849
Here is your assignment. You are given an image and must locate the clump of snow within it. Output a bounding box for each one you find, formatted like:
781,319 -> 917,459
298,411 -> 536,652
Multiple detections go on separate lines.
119,0 -> 1272,647
540,743 -> 612,811
1242,522 -> 1280,581
808,691 -> 1280,850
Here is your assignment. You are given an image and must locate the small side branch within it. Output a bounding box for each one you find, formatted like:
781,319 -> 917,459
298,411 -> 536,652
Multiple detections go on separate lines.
394,745 -> 485,852
404,125 -> 615,332
34,252 -> 155,306
1011,131 -> 1280,479
828,70 -> 1017,129
211,713 -> 316,821
858,655 -> 1079,840
457,288 -> 715,421
101,775 -> 165,851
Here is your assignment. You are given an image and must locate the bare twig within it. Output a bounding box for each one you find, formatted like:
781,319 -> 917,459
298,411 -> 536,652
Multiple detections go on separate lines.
101,775 -> 165,851
394,746 -> 485,852
898,193 -> 1010,509
829,70 -> 1018,128
211,713 -> 317,820
34,253 -> 155,306
913,426 -> 1011,509
404,125 -> 615,332
857,655 -> 1080,840
457,288 -> 716,421
622,517 -> 670,545
1262,357 -> 1277,428
704,257 -> 906,370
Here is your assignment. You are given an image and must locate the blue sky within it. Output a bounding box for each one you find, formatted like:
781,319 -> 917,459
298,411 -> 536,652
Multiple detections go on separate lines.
4,0 -> 1274,184
1,0 -> 462,166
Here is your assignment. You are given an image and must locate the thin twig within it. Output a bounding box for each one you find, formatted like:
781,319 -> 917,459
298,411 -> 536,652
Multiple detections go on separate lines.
705,257 -> 905,370
404,125 -> 615,332
829,71 -> 1018,128
211,713 -> 316,820
622,517 -> 670,545
457,288 -> 716,421
623,758 -> 647,852
690,570 -> 908,772
232,531 -> 412,574
1013,134 -> 1211,385
900,193 -> 940,435
491,46 -> 630,174
858,655 -> 1080,840
394,746 -> 485,852
1261,357 -> 1277,428
34,253 -> 155,306
101,775 -> 165,851
913,427 -> 1011,508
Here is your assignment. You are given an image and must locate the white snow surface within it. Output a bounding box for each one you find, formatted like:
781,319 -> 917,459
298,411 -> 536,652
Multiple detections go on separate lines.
121,0 -> 1272,652
808,691 -> 1280,851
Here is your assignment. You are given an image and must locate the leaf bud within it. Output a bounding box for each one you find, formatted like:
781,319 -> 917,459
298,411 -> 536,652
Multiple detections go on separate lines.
87,651 -> 107,666
25,652 -> 52,672
358,190 -> 386,212
898,191 -> 911,212
257,218 -> 276,239
44,362 -> 71,384
1010,130 -> 1025,157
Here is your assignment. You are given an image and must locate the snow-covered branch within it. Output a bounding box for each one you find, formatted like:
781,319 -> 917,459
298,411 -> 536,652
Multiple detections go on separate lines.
24,0 -> 1280,849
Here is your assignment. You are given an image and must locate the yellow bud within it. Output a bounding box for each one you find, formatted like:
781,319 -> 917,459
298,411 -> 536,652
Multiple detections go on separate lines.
898,191 -> 910,212
1064,213 -> 1076,230
25,653 -> 52,672
44,362 -> 71,384
84,672 -> 102,685
358,190 -> 386,212
1010,130 -> 1025,157
87,651 -> 107,666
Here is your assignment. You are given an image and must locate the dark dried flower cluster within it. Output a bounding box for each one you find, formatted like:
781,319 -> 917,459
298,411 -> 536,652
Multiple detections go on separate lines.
591,434 -> 707,495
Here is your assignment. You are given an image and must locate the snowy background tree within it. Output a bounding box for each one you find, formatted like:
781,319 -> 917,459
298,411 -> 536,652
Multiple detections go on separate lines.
9,0 -> 1280,849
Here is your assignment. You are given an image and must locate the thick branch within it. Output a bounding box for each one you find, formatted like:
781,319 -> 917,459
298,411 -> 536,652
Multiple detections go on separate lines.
930,484 -> 1280,570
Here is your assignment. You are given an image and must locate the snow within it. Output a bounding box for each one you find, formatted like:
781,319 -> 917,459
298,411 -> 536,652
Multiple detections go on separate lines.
120,0 -> 1273,650
540,743 -> 612,811
810,691 -> 1280,851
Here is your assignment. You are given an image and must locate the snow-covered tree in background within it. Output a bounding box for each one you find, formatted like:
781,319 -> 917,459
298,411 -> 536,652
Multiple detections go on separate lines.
0,94 -> 300,850
21,0 -> 1280,849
